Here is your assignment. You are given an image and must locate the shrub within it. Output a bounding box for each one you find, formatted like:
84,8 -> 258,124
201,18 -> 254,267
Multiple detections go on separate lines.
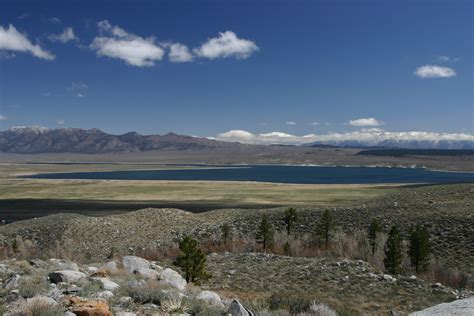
18,275 -> 49,298
309,301 -> 338,316
221,223 -> 231,245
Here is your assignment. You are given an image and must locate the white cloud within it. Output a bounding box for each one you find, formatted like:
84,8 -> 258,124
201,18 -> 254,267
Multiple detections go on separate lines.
194,31 -> 258,59
77,93 -> 85,98
70,81 -> 88,91
0,115 -> 7,120
48,17 -> 61,24
48,27 -> 78,43
56,119 -> 65,125
437,55 -> 460,63
91,20 -> 164,67
310,122 -> 320,126
414,65 -> 456,78
168,43 -> 193,62
0,24 -> 55,60
349,117 -> 383,127
214,129 -> 474,146
286,121 -> 296,126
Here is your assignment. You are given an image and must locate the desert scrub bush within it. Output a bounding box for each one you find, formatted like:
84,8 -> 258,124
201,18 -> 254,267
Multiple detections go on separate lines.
309,301 -> 338,316
18,275 -> 49,298
187,298 -> 223,315
118,282 -> 165,305
160,295 -> 190,314
8,297 -> 64,316
78,278 -> 103,297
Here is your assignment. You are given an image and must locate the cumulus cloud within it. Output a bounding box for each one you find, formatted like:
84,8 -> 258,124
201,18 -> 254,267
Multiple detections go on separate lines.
286,121 -> 296,126
214,129 -> 474,146
168,43 -> 193,62
0,24 -> 55,60
194,31 -> 258,59
48,27 -> 78,43
0,115 -> 7,120
90,20 -> 164,67
414,65 -> 456,78
348,117 -> 383,127
56,119 -> 65,125
310,122 -> 320,126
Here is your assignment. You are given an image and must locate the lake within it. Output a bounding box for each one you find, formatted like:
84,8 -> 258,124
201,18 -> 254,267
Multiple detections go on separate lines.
25,165 -> 474,184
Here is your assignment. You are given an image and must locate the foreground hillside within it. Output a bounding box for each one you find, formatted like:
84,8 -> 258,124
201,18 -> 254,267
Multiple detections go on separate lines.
0,183 -> 472,314
0,254 -> 465,315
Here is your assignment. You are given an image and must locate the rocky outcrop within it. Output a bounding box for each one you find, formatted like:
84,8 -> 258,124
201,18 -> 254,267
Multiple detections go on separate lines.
66,296 -> 112,316
409,296 -> 474,316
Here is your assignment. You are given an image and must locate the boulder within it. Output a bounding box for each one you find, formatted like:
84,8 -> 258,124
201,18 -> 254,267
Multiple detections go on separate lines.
3,274 -> 21,289
159,268 -> 186,291
48,270 -> 86,284
96,290 -> 114,299
122,256 -> 150,274
409,296 -> 474,315
87,267 -> 99,274
103,261 -> 118,274
136,267 -> 160,280
67,296 -> 112,316
93,277 -> 120,291
49,259 -> 79,271
196,290 -> 224,307
228,299 -> 254,316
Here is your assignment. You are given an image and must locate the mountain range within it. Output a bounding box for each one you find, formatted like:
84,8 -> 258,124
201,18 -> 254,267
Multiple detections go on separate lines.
0,126 -> 473,153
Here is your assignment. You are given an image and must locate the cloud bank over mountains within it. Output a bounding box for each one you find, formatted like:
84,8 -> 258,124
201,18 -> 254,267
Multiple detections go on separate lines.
214,129 -> 474,148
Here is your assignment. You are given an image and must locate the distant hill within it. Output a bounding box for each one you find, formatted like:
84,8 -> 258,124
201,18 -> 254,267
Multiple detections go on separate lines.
0,126 -> 240,153
357,148 -> 474,157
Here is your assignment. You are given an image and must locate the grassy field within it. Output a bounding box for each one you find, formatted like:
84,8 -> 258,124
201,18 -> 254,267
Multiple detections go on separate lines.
0,163 -> 397,214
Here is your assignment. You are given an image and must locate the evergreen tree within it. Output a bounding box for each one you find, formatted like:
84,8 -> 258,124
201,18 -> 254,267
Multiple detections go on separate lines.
175,235 -> 211,283
368,218 -> 382,255
283,241 -> 292,256
221,223 -> 231,245
317,209 -> 336,249
256,214 -> 274,251
283,207 -> 298,236
408,225 -> 431,273
384,226 -> 403,274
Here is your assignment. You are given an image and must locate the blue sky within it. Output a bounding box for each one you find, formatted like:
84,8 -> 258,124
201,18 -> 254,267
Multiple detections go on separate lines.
0,0 -> 472,143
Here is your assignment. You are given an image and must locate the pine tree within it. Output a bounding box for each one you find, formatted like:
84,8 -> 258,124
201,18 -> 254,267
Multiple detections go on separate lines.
256,214 -> 274,251
283,241 -> 292,256
368,218 -> 382,255
221,223 -> 231,245
408,225 -> 431,273
317,209 -> 336,249
175,235 -> 211,283
384,226 -> 403,274
283,207 -> 298,236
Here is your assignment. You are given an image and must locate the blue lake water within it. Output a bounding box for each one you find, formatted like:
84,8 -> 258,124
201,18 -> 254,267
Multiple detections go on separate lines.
25,165 -> 474,184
